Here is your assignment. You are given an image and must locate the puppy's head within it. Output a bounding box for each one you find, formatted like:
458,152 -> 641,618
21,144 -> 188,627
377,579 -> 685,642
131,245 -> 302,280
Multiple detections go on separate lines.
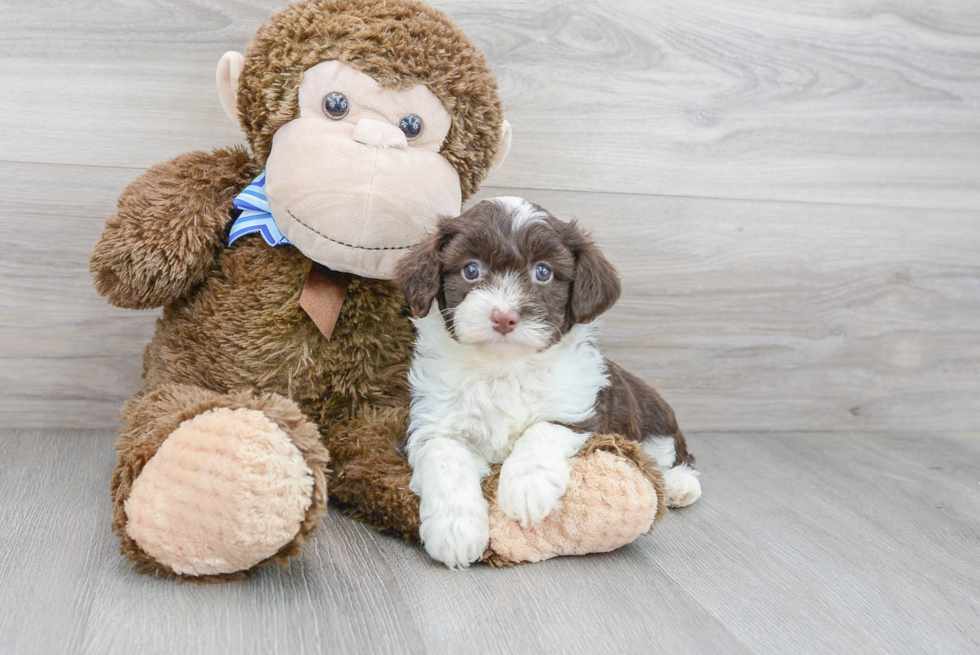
394,197 -> 621,354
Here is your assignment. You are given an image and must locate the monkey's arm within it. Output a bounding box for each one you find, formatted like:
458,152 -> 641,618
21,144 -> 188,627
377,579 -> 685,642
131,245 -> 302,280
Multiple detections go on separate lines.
90,146 -> 261,309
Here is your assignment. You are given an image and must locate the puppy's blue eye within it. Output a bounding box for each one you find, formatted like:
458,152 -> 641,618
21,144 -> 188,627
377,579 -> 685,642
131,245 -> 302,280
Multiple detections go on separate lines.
533,262 -> 552,283
462,262 -> 481,281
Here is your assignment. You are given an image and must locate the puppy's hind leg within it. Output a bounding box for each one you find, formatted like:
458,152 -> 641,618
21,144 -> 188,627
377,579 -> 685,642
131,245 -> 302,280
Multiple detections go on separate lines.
643,436 -> 702,508
662,464 -> 701,508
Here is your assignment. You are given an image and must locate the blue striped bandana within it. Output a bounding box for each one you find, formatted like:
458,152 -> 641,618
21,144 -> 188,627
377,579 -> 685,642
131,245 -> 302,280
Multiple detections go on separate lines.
228,172 -> 291,247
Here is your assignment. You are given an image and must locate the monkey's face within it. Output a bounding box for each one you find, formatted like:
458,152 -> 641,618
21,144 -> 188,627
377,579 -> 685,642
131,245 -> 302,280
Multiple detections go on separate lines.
217,1 -> 511,281
258,61 -> 462,279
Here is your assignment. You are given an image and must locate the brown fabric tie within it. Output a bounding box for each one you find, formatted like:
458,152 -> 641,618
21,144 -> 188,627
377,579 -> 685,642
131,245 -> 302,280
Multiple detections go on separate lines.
300,262 -> 351,340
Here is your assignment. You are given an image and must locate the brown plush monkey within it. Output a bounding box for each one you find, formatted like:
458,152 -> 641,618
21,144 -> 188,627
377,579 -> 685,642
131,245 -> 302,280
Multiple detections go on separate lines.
89,0 -> 666,580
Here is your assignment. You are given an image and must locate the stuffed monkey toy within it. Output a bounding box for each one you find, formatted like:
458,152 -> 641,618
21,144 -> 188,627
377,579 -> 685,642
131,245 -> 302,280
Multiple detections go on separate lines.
90,0 -> 666,580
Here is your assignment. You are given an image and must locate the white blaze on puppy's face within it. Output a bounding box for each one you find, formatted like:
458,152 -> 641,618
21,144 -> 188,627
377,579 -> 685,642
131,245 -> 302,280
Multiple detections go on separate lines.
491,196 -> 546,229
452,271 -> 553,355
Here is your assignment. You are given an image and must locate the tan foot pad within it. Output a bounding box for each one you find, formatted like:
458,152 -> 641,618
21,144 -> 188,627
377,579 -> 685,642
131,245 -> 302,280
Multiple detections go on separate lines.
124,407 -> 314,576
488,450 -> 659,564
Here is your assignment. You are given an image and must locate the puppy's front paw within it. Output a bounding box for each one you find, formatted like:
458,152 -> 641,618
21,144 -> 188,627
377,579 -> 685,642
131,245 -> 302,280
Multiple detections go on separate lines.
420,510 -> 490,569
497,458 -> 570,526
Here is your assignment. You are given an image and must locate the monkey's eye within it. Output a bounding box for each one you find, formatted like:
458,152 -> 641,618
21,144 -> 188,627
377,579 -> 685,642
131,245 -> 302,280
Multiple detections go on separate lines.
462,261 -> 482,281
533,262 -> 552,283
399,114 -> 423,139
322,92 -> 349,120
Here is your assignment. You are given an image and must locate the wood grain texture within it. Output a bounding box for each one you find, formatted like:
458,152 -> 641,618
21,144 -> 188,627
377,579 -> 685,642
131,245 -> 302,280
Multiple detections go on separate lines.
2,2 -> 979,650
3,160 -> 977,431
1,1 -> 978,207
1,429 -> 978,655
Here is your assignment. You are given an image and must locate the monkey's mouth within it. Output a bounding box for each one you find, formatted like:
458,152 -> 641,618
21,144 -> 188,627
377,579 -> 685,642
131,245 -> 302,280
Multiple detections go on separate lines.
286,210 -> 421,252
273,193 -> 451,280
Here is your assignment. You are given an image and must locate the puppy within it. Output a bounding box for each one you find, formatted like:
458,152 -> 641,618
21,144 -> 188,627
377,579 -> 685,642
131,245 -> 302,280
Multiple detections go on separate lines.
394,197 -> 700,569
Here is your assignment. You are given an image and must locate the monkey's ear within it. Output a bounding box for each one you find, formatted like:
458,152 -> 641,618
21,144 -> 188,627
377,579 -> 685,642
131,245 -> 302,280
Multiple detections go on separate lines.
488,120 -> 512,174
217,51 -> 245,124
394,224 -> 455,319
568,226 -> 622,324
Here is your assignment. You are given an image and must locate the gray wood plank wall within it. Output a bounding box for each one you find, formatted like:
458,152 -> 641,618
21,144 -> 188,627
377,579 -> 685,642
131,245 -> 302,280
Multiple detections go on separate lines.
2,0 -> 977,432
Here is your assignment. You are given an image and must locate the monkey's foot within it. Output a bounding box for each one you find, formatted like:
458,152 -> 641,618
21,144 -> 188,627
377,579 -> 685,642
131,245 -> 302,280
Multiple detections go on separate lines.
124,407 -> 318,576
484,435 -> 666,564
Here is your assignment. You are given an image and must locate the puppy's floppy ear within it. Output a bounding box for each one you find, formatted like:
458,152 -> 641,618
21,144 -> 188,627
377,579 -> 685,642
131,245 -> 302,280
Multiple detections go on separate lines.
394,219 -> 456,318
564,221 -> 622,324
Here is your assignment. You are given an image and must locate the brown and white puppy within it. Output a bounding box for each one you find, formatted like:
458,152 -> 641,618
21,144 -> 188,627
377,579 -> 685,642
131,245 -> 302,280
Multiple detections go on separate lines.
394,197 -> 700,569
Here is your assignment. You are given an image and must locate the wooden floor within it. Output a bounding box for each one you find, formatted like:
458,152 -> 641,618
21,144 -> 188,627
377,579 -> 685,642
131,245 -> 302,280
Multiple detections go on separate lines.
2,429 -> 978,654
2,0 -> 979,653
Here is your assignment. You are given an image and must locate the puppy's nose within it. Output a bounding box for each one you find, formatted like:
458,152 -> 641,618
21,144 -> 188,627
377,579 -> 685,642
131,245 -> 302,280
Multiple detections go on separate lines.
352,118 -> 408,149
491,307 -> 519,335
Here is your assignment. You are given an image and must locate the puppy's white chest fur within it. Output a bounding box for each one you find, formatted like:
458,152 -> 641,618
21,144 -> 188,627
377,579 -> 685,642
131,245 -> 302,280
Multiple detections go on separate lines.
407,313 -> 609,463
